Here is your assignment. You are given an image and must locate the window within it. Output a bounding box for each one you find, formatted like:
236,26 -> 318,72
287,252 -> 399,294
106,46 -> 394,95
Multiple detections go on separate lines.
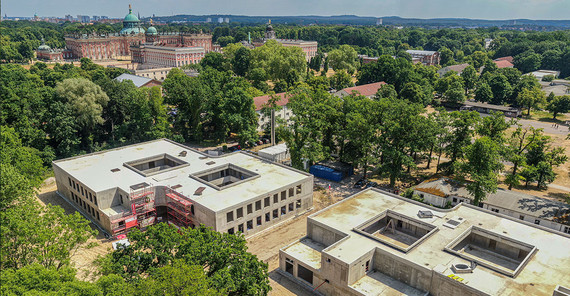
72,180 -> 76,189
519,215 -> 525,220
255,200 -> 261,211
273,209 -> 279,219
68,177 -> 72,186
227,211 -> 234,222
365,260 -> 370,272
273,194 -> 278,204
247,204 -> 253,214
237,208 -> 243,219
491,208 -> 499,213
296,199 -> 301,209
257,216 -> 262,226
289,203 -> 294,212
281,191 -> 286,201
89,192 -> 93,202
281,206 -> 287,215
264,197 -> 270,207
296,185 -> 302,194
289,187 -> 294,197
96,211 -> 100,221
452,197 -> 457,203
228,228 -> 234,234
238,224 -> 244,233
93,195 -> 98,206
564,227 -> 569,234
265,212 -> 270,222
81,187 -> 84,196
120,194 -> 123,204
534,219 -> 540,225
247,220 -> 253,230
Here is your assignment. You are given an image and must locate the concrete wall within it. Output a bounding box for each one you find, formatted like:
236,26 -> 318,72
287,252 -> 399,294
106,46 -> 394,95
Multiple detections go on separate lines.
308,221 -> 347,248
372,247 -> 432,292
429,272 -> 488,296
413,190 -> 446,208
348,249 -> 376,285
482,204 -> 566,233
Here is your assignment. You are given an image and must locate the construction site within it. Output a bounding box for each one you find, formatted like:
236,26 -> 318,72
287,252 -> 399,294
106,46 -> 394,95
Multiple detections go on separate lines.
52,139 -> 314,238
279,189 -> 570,296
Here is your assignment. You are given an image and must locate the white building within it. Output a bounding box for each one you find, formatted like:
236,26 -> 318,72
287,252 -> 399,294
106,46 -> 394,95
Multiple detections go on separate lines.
280,188 -> 570,296
52,139 -> 313,238
413,178 -> 570,234
253,92 -> 293,132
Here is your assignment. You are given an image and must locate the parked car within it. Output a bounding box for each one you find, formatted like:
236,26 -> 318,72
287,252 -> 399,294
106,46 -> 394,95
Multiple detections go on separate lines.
353,178 -> 369,189
228,145 -> 241,152
366,181 -> 378,188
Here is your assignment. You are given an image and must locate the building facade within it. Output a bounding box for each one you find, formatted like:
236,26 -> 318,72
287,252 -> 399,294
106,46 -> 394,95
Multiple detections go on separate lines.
280,189 -> 570,296
52,139 -> 313,239
252,23 -> 318,61
131,45 -> 205,67
406,50 -> 440,66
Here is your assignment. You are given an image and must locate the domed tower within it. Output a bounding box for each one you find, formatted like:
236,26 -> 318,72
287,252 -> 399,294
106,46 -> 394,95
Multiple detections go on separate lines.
120,4 -> 145,35
37,37 -> 51,52
145,18 -> 159,42
264,19 -> 276,40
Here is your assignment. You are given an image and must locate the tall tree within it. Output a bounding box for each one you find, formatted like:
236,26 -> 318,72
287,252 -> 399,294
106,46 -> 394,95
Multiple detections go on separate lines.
546,95 -> 570,119
517,86 -> 545,116
328,44 -> 359,75
461,137 -> 503,206
443,111 -> 480,174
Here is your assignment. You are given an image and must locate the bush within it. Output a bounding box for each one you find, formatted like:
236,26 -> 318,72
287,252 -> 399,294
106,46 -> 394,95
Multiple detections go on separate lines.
542,75 -> 555,82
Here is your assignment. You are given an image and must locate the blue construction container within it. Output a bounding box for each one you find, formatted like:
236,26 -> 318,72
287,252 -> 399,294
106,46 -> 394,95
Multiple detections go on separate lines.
309,165 -> 343,182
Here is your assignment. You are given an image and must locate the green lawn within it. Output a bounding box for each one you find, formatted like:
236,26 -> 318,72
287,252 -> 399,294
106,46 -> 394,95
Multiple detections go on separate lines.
523,109 -> 568,122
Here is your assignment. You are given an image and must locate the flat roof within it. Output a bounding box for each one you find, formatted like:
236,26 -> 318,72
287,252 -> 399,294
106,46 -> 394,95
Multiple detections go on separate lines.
53,139 -> 310,212
114,73 -> 153,87
300,189 -> 570,295
462,100 -> 521,112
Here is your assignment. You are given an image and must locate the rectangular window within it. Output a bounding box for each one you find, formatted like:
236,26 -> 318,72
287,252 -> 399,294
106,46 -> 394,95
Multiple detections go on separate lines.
281,191 -> 286,201
289,203 -> 294,212
256,216 -> 262,226
255,200 -> 261,211
492,208 -> 499,213
89,192 -> 93,202
81,186 -> 84,196
238,224 -> 244,233
281,206 -> 286,215
264,197 -> 270,207
265,212 -> 270,222
96,211 -> 100,221
452,197 -> 457,203
237,208 -> 243,219
273,209 -> 279,219
247,220 -> 253,230
519,215 -> 525,220
72,180 -> 76,189
296,199 -> 301,209
119,194 -> 123,204
296,184 -> 302,194
273,194 -> 278,204
228,228 -> 234,234
93,195 -> 98,206
534,219 -> 540,225
247,204 -> 253,214
564,227 -> 569,234
289,187 -> 294,197
227,211 -> 234,222
68,177 -> 72,186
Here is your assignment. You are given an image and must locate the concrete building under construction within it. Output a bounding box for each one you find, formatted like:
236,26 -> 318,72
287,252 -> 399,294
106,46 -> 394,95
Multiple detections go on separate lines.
52,139 -> 313,238
279,189 -> 570,296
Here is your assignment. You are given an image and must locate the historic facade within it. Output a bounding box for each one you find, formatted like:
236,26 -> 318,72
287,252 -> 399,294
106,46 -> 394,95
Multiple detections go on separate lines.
252,22 -> 318,61
63,5 -> 213,61
36,38 -> 73,61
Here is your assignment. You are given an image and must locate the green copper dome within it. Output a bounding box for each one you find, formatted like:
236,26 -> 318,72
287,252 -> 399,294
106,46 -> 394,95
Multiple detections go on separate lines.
38,37 -> 51,51
120,5 -> 145,35
146,26 -> 158,35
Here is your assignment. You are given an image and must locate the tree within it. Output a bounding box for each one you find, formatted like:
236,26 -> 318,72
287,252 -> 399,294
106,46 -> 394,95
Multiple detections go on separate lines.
444,81 -> 466,104
442,111 -> 480,174
439,46 -> 455,66
328,45 -> 359,75
201,52 -> 227,72
468,51 -> 489,69
517,86 -> 545,116
329,69 -> 352,90
476,111 -> 510,143
374,84 -> 397,100
400,82 -> 428,105
474,82 -> 493,102
514,50 -> 542,73
219,87 -> 258,146
460,65 -> 477,94
546,95 -> 570,119
217,35 -> 235,47
461,137 -> 503,206
488,73 -> 512,104
250,40 -> 306,84
232,46 -> 251,77
99,223 -> 271,296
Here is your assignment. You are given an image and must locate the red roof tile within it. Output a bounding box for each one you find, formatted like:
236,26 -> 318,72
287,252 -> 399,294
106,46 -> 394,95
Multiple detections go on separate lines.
253,92 -> 290,111
494,56 -> 514,63
342,81 -> 387,97
493,60 -> 514,69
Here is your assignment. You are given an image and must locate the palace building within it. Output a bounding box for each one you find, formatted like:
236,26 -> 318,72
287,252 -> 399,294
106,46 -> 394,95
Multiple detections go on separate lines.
252,21 -> 318,61
63,5 -> 213,61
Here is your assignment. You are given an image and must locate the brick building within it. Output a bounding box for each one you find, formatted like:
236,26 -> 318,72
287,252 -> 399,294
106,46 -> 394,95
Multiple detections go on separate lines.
406,50 -> 440,66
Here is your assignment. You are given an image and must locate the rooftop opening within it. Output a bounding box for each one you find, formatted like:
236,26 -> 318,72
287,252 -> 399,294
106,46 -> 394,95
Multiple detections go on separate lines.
124,154 -> 189,177
190,164 -> 259,190
354,210 -> 438,253
444,226 -> 537,277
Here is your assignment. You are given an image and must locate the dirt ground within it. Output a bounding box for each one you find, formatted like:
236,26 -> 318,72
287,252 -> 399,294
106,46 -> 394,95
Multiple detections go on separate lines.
36,178 -> 114,281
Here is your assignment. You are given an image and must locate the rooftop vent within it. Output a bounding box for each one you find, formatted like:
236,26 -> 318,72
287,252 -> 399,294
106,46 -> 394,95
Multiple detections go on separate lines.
451,262 -> 477,274
199,156 -> 208,160
111,168 -> 121,172
194,187 -> 206,195
172,184 -> 182,190
418,210 -> 433,218
206,161 -> 216,165
179,151 -> 187,157
443,217 -> 466,229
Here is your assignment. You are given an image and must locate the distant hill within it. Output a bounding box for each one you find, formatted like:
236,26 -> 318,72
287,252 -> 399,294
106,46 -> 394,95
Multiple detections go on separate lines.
147,15 -> 570,29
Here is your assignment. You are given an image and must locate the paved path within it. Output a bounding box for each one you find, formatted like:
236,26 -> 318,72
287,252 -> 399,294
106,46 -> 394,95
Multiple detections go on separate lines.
516,118 -> 569,135
548,183 -> 570,192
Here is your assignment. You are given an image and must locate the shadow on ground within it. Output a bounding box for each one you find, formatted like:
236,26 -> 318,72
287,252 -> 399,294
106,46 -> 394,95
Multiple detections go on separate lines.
269,269 -> 314,296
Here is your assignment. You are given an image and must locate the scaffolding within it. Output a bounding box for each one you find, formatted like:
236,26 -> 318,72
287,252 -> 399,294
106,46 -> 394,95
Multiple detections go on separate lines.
109,182 -> 156,238
165,187 -> 194,228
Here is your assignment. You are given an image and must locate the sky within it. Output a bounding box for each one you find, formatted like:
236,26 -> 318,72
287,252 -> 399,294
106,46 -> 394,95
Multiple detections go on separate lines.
2,0 -> 570,20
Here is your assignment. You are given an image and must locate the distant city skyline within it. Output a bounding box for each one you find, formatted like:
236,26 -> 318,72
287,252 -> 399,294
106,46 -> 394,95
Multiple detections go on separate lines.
2,0 -> 569,20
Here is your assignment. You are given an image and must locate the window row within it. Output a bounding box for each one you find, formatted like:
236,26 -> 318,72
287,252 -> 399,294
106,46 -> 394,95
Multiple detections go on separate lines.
68,177 -> 97,206
71,192 -> 100,221
227,200 -> 302,234
226,185 -> 303,223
